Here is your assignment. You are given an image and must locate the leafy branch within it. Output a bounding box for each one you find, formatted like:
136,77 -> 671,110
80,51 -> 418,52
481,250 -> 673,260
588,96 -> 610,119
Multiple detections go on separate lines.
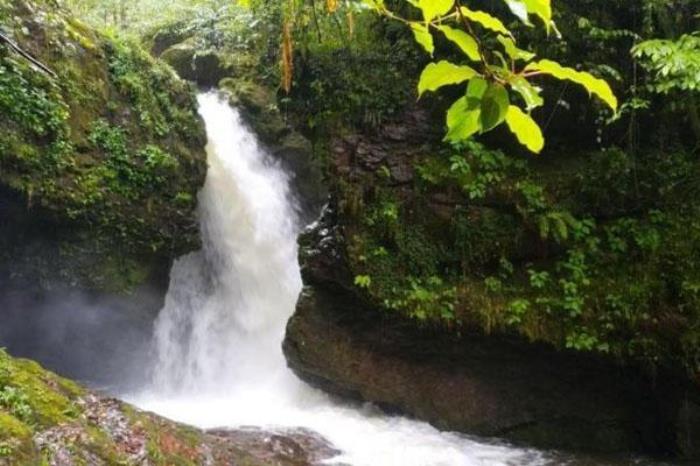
362,0 -> 618,153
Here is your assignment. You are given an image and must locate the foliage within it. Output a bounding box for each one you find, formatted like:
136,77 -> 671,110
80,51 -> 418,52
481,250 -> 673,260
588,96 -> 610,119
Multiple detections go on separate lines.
66,0 -> 232,35
633,33 -> 700,94
360,0 -> 617,153
0,387 -> 32,425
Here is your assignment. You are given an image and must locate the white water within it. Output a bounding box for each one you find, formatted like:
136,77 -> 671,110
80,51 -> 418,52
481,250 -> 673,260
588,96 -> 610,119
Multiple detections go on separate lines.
131,92 -> 553,466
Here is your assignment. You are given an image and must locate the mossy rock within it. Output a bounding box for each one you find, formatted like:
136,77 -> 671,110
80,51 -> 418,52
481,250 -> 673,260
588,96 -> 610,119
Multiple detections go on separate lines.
0,0 -> 208,294
161,41 -> 234,87
0,349 -> 339,465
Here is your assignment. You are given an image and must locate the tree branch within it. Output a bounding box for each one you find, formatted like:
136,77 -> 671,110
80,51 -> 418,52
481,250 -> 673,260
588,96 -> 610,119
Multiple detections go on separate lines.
0,32 -> 57,79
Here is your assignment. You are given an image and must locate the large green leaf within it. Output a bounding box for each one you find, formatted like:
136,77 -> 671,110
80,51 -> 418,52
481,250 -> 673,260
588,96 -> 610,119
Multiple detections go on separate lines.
525,59 -> 618,111
437,25 -> 480,61
480,82 -> 510,131
510,76 -> 543,110
460,7 -> 510,36
505,105 -> 544,153
445,77 -> 488,142
410,22 -> 435,55
418,0 -> 454,22
418,61 -> 478,96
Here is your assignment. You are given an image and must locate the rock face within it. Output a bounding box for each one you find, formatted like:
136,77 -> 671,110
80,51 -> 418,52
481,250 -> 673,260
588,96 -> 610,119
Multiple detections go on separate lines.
0,349 -> 340,466
285,209 -> 700,457
283,107 -> 700,458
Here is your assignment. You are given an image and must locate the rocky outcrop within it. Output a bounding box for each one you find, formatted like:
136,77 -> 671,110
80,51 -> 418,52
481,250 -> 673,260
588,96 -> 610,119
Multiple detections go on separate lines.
0,349 -> 340,466
160,40 -> 234,88
0,0 -> 206,288
285,208 -> 700,458
148,20 -> 327,222
283,106 -> 700,458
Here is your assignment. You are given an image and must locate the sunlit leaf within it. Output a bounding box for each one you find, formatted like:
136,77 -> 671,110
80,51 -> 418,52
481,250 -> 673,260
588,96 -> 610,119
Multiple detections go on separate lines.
418,0 -> 454,22
523,0 -> 552,27
460,7 -> 510,36
411,22 -> 434,55
437,25 -> 480,61
510,76 -> 543,110
497,35 -> 535,62
525,59 -> 618,111
445,78 -> 488,142
361,0 -> 385,10
504,0 -> 531,25
505,105 -> 544,153
418,61 -> 478,97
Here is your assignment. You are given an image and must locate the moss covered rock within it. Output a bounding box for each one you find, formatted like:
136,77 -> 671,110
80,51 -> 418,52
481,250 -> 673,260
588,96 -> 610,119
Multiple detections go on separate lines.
0,349 -> 338,465
0,0 -> 207,294
283,106 -> 700,458
160,40 -> 234,88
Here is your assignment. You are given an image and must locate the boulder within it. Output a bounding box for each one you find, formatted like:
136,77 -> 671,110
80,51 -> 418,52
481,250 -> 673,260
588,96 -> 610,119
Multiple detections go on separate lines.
160,41 -> 234,87
284,210 -> 700,458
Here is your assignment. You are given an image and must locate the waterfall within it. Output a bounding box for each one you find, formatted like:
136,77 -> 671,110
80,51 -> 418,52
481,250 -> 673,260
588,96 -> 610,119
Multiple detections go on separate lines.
131,92 -> 552,466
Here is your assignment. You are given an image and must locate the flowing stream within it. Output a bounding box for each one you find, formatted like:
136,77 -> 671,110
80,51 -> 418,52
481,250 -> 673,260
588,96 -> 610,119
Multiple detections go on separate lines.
128,92 -> 621,466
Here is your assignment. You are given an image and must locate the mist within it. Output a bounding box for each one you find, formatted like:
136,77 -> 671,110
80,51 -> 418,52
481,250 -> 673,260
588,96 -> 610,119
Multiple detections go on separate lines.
0,286 -> 158,391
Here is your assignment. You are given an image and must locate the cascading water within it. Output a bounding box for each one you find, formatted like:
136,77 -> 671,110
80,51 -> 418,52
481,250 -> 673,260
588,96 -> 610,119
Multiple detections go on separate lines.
129,92 -> 560,465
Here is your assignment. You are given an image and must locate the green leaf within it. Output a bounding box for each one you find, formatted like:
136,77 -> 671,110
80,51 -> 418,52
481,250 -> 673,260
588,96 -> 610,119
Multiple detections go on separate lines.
523,0 -> 552,27
510,76 -> 543,110
445,78 -> 488,142
497,35 -> 535,62
437,25 -> 480,61
525,59 -> 618,111
504,0 -> 552,29
460,7 -> 510,36
418,0 -> 454,22
505,105 -> 544,153
480,82 -> 509,131
467,76 -> 489,99
410,22 -> 434,55
418,61 -> 478,96
504,0 -> 531,25
445,97 -> 481,142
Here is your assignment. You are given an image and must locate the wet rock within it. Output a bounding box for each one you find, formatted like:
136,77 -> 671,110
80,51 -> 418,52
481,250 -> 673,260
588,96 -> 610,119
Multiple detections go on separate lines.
284,212 -> 700,458
208,427 -> 343,466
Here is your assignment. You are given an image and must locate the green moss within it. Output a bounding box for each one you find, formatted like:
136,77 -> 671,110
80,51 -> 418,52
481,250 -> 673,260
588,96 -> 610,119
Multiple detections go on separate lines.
0,351 -> 82,429
0,0 -> 207,293
339,133 -> 700,380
